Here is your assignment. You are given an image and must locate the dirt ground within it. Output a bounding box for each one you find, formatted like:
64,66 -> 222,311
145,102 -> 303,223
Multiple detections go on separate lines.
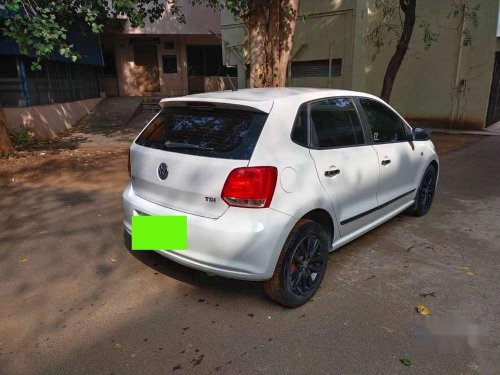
1,132 -> 499,375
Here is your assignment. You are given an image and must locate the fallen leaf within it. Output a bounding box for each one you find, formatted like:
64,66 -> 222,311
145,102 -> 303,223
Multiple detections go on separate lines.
18,258 -> 28,263
114,343 -> 122,349
400,358 -> 412,367
416,304 -> 430,315
458,266 -> 474,276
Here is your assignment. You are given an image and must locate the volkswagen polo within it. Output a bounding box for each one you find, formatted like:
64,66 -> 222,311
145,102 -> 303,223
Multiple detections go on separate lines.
123,88 -> 439,307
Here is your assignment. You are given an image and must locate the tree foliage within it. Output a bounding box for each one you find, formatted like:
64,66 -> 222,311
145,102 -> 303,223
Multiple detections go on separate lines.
365,0 -> 480,101
0,0 -> 301,155
0,0 -> 300,82
366,0 -> 480,60
0,0 -> 168,69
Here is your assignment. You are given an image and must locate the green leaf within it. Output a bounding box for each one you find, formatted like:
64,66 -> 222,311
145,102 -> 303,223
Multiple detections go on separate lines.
400,358 -> 412,367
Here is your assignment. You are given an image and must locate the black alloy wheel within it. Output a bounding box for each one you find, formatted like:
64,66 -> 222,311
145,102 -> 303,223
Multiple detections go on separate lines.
407,164 -> 437,217
264,220 -> 329,307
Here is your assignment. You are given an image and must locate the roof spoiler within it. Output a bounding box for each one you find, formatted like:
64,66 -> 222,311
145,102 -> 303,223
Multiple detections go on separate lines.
159,97 -> 273,113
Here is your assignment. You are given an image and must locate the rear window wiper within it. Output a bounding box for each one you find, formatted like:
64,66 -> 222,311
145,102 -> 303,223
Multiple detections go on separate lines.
163,141 -> 215,151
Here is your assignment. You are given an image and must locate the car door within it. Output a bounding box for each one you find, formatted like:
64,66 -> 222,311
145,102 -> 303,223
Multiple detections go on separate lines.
308,97 -> 380,236
356,98 -> 422,206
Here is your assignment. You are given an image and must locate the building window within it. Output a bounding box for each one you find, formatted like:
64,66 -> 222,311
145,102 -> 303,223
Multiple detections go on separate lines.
162,55 -> 178,74
164,41 -> 174,49
0,56 -> 23,106
290,59 -> 342,78
22,56 -> 100,106
0,56 -> 19,78
186,45 -> 237,77
133,44 -> 158,67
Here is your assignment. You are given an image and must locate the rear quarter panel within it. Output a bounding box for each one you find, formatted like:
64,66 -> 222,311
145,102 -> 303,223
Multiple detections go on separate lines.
249,98 -> 340,240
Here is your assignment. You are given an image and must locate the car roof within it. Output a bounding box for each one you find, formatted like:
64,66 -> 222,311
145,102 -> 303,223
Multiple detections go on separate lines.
159,88 -> 381,113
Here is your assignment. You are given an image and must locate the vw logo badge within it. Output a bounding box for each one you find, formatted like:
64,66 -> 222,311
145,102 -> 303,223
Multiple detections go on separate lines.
158,163 -> 169,180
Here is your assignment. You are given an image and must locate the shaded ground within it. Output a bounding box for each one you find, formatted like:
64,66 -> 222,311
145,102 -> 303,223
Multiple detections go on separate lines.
430,133 -> 482,155
0,132 -> 479,185
0,133 -> 499,374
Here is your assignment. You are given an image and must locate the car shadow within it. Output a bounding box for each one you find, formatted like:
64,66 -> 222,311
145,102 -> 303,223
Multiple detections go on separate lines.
123,230 -> 266,298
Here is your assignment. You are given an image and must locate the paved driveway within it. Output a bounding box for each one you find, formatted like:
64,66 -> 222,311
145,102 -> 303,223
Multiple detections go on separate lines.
0,135 -> 499,374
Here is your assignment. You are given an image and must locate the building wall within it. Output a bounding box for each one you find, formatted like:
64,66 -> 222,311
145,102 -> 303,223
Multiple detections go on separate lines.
363,0 -> 497,129
122,0 -> 221,35
107,34 -> 223,96
111,34 -> 187,96
221,0 -> 358,89
100,1 -> 224,97
221,0 -> 498,129
5,97 -> 103,139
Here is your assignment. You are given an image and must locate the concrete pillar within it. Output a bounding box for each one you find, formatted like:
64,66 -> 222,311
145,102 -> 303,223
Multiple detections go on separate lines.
237,63 -> 246,89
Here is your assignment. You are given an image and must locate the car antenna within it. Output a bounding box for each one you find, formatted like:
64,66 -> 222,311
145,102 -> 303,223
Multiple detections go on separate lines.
227,74 -> 237,91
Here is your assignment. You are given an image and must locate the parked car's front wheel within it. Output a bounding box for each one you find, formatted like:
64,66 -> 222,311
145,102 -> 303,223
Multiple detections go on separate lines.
407,164 -> 437,217
264,219 -> 328,307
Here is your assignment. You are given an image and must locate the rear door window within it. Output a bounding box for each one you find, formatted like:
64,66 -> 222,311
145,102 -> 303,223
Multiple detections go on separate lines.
135,107 -> 268,160
310,98 -> 365,148
291,104 -> 308,147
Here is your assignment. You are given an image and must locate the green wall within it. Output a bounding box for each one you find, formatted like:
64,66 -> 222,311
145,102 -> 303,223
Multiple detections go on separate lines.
221,0 -> 498,129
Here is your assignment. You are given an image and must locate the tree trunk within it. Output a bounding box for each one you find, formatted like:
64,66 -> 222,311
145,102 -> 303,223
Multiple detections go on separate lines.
0,105 -> 14,157
244,0 -> 300,88
244,5 -> 268,88
380,0 -> 416,102
267,0 -> 281,87
277,0 -> 299,87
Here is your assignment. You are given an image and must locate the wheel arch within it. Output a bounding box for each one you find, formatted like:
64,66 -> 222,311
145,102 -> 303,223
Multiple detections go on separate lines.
299,208 -> 335,246
429,159 -> 439,174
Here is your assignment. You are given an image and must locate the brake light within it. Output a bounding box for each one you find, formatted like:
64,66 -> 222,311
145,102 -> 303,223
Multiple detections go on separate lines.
221,167 -> 278,208
128,149 -> 131,178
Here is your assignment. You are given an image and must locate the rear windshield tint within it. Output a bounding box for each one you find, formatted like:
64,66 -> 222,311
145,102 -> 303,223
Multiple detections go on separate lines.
135,107 -> 268,160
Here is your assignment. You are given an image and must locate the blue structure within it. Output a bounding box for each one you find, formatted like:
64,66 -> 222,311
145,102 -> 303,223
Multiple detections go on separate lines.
0,28 -> 103,107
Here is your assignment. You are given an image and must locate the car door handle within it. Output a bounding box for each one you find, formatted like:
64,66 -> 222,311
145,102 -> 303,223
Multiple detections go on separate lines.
325,168 -> 340,177
381,159 -> 391,166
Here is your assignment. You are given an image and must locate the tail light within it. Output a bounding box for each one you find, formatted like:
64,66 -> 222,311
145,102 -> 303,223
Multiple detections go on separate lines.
221,167 -> 278,208
128,149 -> 131,178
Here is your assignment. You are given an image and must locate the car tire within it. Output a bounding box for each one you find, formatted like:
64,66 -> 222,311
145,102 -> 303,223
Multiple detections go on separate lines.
264,219 -> 329,308
407,164 -> 437,217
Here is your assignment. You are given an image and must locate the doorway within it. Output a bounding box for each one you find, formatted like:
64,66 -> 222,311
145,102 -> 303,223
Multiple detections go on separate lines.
132,42 -> 160,93
486,52 -> 500,126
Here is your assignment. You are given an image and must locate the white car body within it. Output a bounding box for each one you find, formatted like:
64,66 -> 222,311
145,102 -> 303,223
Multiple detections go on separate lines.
123,88 -> 438,281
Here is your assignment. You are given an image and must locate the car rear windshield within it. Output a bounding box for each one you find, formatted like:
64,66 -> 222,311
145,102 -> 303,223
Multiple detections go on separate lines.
135,107 -> 268,160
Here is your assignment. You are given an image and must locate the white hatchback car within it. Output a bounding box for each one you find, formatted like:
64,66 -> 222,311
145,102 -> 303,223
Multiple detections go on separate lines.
123,88 -> 439,307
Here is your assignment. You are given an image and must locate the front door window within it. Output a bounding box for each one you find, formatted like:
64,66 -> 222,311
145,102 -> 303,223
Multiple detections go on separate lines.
358,98 -> 408,143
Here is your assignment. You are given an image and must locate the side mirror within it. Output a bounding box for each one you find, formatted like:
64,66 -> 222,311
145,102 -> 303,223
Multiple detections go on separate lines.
412,127 -> 430,141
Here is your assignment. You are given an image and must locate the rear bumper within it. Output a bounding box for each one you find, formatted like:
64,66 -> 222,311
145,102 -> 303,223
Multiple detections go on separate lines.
122,183 -> 295,281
